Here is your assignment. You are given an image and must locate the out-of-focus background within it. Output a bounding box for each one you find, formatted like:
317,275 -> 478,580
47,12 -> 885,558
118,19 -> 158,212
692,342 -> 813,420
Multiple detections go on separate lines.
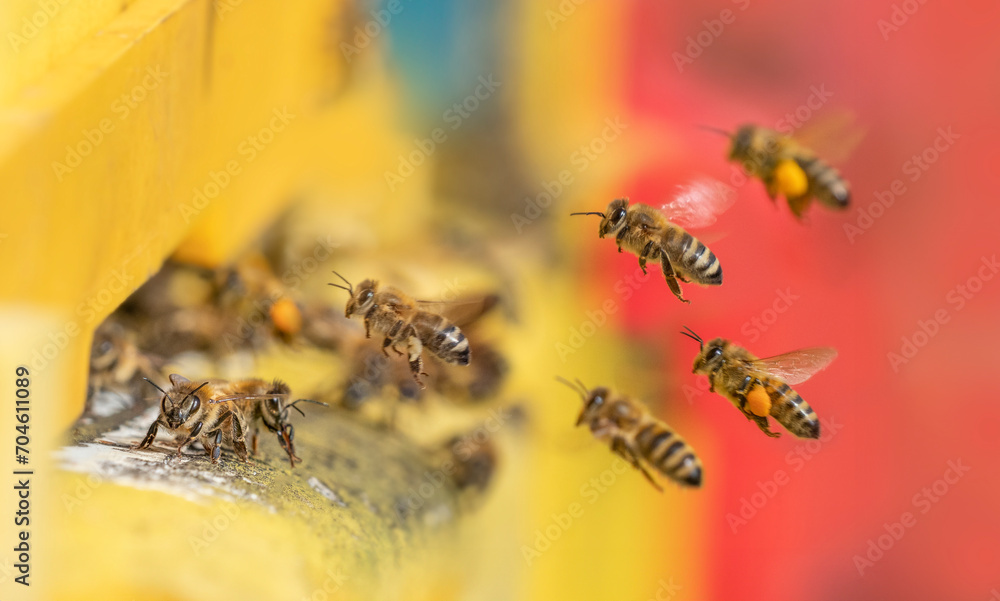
2,1 -> 999,600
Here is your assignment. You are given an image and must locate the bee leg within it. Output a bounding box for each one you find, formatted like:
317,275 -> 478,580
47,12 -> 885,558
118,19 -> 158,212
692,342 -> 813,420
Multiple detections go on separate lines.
174,421 -> 204,457
611,437 -> 663,492
638,241 -> 656,275
405,333 -> 426,389
251,427 -> 259,456
764,177 -> 780,201
615,225 -> 629,253
788,195 -> 811,219
278,424 -> 299,467
659,254 -> 690,304
135,419 -> 161,450
381,337 -> 393,357
737,397 -> 781,438
228,412 -> 249,462
707,371 -> 718,393
204,429 -> 224,463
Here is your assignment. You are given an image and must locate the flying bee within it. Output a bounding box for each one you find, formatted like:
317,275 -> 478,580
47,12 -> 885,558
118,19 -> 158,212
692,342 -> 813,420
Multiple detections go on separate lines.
681,327 -> 837,439
559,378 -> 702,490
136,374 -> 325,467
328,271 -> 472,388
713,124 -> 851,219
571,179 -> 732,303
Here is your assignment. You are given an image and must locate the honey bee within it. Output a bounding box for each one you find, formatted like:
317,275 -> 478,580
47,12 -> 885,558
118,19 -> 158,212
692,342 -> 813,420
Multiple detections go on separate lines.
443,432 -> 497,494
328,272 -> 471,388
559,378 -> 702,490
719,124 -> 851,219
88,320 -> 164,399
136,374 -> 325,467
571,180 -> 732,303
681,327 -> 837,439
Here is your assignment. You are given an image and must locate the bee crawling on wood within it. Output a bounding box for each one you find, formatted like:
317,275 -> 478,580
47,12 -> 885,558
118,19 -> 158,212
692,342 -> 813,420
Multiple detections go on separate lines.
135,374 -> 326,467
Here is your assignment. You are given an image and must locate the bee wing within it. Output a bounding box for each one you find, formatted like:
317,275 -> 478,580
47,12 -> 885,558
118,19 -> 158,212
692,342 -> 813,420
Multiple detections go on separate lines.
414,294 -> 500,327
790,110 -> 866,164
751,347 -> 838,385
659,178 -> 736,229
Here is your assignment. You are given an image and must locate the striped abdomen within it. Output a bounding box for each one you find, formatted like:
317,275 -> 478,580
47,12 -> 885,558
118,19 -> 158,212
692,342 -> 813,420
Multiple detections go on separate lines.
764,377 -> 820,439
412,311 -> 470,365
795,155 -> 850,209
633,419 -> 703,487
661,226 -> 723,285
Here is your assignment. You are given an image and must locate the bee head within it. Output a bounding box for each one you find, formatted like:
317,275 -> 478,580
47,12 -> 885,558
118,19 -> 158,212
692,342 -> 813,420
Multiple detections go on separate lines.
598,199 -> 629,238
691,337 -> 728,375
147,375 -> 208,429
570,198 -> 629,238
556,377 -> 605,427
728,124 -> 756,161
344,279 -> 378,317
577,385 -> 612,425
329,271 -> 373,318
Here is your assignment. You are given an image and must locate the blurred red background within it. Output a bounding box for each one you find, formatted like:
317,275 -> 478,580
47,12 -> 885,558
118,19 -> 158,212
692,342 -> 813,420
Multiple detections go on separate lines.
585,1 -> 1000,599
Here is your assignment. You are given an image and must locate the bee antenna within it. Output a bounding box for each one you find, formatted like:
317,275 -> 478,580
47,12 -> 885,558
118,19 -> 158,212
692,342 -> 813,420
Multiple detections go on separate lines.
555,376 -> 588,398
569,212 -> 606,218
287,398 -> 329,417
330,271 -> 354,294
697,124 -> 733,138
177,381 -> 210,407
142,377 -> 172,401
679,326 -> 704,350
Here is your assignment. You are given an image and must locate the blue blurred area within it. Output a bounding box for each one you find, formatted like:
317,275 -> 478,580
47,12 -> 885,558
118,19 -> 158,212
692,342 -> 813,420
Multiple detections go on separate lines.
382,0 -> 502,128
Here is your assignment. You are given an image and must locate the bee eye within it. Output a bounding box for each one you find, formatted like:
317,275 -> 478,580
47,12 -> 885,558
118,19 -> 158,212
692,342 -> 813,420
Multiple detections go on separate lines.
184,395 -> 201,415
707,348 -> 723,360
592,394 -> 604,407
360,290 -> 374,304
611,208 -> 626,224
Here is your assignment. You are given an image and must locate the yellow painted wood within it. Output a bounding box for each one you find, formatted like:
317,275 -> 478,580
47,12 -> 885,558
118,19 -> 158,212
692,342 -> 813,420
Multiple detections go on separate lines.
0,0 -> 421,430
